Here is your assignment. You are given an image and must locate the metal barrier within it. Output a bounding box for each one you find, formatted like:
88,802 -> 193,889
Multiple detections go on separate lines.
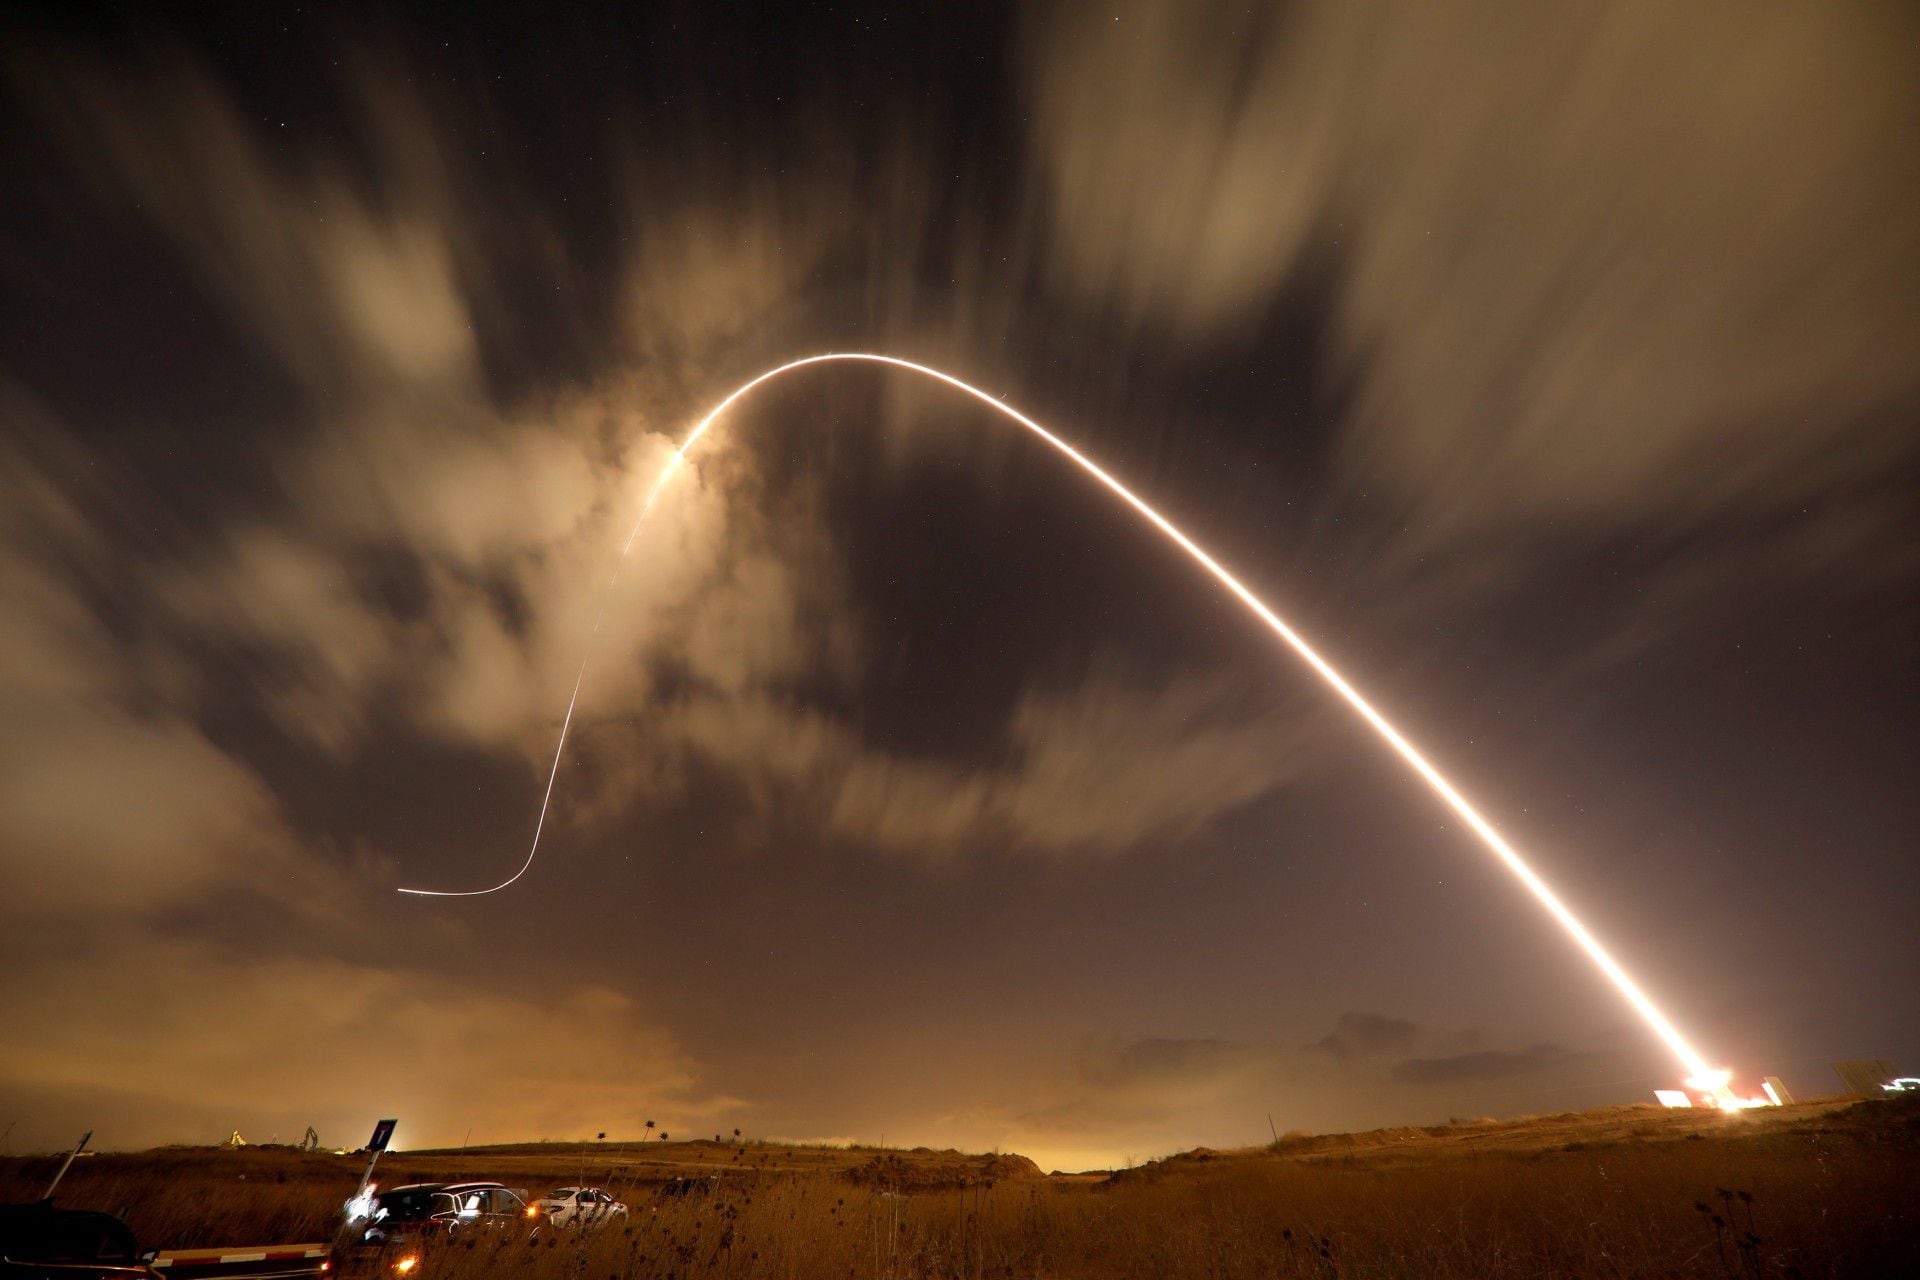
150,1244 -> 329,1278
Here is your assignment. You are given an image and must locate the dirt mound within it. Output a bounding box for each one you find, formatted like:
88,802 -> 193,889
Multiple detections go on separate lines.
845,1151 -> 1042,1192
982,1153 -> 1044,1181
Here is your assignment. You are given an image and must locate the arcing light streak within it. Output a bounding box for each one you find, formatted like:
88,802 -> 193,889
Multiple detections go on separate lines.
398,353 -> 1729,1094
399,666 -> 586,898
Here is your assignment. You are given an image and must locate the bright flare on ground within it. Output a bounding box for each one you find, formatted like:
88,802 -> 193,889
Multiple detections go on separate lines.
398,352 -> 1739,1103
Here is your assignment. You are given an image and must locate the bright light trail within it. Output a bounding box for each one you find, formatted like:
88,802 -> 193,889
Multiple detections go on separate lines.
399,352 -> 1731,1097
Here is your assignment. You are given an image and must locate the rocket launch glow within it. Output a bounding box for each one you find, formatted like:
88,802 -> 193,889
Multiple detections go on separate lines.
399,352 -> 1736,1101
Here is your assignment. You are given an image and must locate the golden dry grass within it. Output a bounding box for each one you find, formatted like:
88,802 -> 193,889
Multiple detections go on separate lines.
4,1099 -> 1915,1277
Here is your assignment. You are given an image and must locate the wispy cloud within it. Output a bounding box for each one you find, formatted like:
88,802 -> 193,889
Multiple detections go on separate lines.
1026,0 -> 1919,588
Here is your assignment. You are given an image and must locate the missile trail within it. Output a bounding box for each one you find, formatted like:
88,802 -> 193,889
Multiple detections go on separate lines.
399,352 -> 1728,1091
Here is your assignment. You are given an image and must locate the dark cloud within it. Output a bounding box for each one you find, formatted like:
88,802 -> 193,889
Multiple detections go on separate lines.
1307,1013 -> 1421,1063
1011,1021 -> 1606,1156
1014,1035 -> 1301,1145
1087,1037 -> 1251,1088
1392,1044 -> 1591,1087
1303,1017 -> 1593,1090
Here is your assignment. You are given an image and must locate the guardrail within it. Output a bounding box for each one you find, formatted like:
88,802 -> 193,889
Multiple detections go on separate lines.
151,1243 -> 329,1278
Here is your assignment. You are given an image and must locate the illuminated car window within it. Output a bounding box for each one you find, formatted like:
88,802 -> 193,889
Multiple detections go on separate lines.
375,1189 -> 457,1222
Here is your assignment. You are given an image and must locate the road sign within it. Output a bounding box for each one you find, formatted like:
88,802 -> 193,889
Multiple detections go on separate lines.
366,1119 -> 397,1153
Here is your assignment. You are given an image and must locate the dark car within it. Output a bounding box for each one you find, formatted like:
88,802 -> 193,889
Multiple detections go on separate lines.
0,1203 -> 160,1280
331,1183 -> 531,1275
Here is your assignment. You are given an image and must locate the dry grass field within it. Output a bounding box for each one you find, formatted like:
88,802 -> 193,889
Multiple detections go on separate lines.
4,1098 -> 1915,1278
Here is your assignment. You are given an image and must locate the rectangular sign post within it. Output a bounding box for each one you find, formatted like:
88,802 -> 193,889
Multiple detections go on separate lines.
356,1119 -> 398,1202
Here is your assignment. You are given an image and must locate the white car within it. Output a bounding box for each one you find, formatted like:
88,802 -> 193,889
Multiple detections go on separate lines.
535,1187 -> 628,1228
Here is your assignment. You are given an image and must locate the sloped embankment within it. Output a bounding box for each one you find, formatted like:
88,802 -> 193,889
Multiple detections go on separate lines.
845,1150 -> 1043,1191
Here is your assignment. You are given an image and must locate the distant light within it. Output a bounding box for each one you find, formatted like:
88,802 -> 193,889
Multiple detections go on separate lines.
1684,1068 -> 1731,1095
393,1257 -> 419,1276
345,1184 -> 378,1222
1685,1070 -> 1771,1110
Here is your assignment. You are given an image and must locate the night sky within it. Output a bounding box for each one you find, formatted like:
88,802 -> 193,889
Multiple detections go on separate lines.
1,1 -> 1914,1171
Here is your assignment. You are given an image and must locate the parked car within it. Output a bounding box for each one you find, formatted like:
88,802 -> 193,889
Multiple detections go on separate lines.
331,1182 -> 532,1275
0,1203 -> 160,1279
532,1188 -> 627,1229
